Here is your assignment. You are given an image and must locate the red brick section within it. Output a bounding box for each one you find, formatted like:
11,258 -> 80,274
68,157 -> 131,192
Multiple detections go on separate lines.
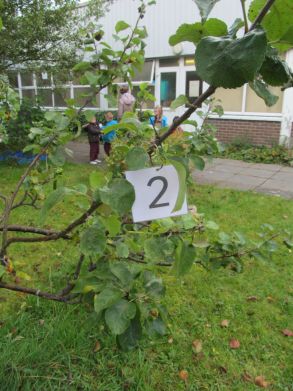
208,119 -> 281,146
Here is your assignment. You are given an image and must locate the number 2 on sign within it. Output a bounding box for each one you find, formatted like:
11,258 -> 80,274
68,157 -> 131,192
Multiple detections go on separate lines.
147,176 -> 170,209
125,165 -> 188,223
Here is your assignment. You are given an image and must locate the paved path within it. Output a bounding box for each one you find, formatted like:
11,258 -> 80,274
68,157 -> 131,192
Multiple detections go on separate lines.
193,158 -> 293,199
67,142 -> 293,199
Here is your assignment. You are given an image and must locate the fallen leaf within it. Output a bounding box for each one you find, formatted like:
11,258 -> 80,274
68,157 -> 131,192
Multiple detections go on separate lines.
267,296 -> 274,303
242,372 -> 253,383
93,340 -> 101,352
218,366 -> 228,374
168,337 -> 174,344
193,351 -> 205,362
192,339 -> 202,353
220,319 -> 229,328
229,339 -> 240,349
179,370 -> 188,381
283,215 -> 288,219
39,319 -> 45,326
247,296 -> 258,302
282,329 -> 293,337
255,376 -> 270,388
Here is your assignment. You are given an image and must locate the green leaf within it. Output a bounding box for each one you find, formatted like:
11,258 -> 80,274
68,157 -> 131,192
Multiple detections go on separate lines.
170,95 -> 189,109
190,155 -> 205,171
277,26 -> 293,47
71,277 -> 106,294
248,0 -> 293,51
146,317 -> 166,337
84,110 -> 97,122
169,19 -> 227,46
94,287 -> 123,316
169,159 -> 187,212
80,226 -> 107,257
100,179 -> 135,215
125,147 -> 148,170
116,243 -> 129,258
110,262 -> 133,286
193,0 -> 220,21
117,312 -> 142,351
169,23 -> 204,46
89,170 -> 108,190
206,220 -> 219,230
249,80 -> 279,107
105,299 -> 136,335
72,62 -> 93,72
144,271 -> 166,298
144,237 -> 175,263
174,241 -> 197,276
84,71 -> 98,86
228,18 -> 245,38
49,146 -> 66,167
102,214 -> 121,237
195,28 -> 267,88
260,52 -> 291,86
115,21 -> 130,33
40,187 -> 66,222
0,266 -> 5,279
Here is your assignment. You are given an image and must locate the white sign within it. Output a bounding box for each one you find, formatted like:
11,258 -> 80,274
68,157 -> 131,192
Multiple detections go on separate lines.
125,165 -> 188,223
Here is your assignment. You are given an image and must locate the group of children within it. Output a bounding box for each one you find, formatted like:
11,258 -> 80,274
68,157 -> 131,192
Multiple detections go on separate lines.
85,112 -> 117,165
85,88 -> 183,164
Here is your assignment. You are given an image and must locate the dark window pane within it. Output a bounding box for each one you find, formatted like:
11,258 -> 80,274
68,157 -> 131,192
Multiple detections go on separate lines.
36,72 -> 51,87
7,71 -> 18,87
159,58 -> 179,67
132,85 -> 155,109
160,72 -> 176,107
21,72 -> 34,87
54,88 -> 70,107
74,88 -> 100,107
22,89 -> 36,104
133,61 -> 153,82
37,89 -> 53,107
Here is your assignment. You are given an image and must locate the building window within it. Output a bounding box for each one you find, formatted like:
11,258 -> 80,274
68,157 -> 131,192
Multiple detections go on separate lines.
159,58 -> 179,67
214,87 -> 244,112
132,85 -> 155,109
133,61 -> 154,82
54,88 -> 71,107
245,85 -> 283,113
22,89 -> 36,103
160,72 -> 176,107
186,71 -> 202,103
20,72 -> 34,87
7,71 -> 18,88
36,72 -> 51,87
37,89 -> 53,107
74,87 -> 100,108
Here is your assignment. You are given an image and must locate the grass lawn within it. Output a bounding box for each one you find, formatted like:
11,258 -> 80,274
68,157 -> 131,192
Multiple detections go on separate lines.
0,163 -> 292,391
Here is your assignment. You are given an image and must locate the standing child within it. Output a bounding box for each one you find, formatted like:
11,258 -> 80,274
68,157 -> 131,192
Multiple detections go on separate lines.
84,116 -> 101,164
118,86 -> 135,120
101,112 -> 118,156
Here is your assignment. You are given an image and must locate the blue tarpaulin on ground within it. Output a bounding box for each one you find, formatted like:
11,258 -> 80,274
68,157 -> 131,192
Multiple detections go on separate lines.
0,151 -> 47,165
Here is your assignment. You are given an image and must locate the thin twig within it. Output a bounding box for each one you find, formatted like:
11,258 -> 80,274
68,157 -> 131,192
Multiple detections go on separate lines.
250,0 -> 275,30
240,0 -> 249,33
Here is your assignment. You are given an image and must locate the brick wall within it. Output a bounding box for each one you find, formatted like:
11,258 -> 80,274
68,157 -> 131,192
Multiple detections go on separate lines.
208,119 -> 281,146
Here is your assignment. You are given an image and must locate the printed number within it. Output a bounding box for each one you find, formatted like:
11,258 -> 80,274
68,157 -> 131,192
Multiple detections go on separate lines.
147,176 -> 170,209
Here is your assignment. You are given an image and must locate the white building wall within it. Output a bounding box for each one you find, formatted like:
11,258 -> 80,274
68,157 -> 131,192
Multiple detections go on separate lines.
90,0 -> 249,59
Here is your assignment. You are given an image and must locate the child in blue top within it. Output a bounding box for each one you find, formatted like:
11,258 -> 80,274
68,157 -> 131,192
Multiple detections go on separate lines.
101,112 -> 118,156
149,106 -> 168,128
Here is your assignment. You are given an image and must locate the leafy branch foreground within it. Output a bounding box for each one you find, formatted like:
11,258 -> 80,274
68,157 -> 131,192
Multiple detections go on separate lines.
0,0 -> 293,350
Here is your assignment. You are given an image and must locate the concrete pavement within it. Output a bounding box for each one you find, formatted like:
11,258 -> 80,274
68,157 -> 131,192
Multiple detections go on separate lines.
193,158 -> 293,199
67,141 -> 293,199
